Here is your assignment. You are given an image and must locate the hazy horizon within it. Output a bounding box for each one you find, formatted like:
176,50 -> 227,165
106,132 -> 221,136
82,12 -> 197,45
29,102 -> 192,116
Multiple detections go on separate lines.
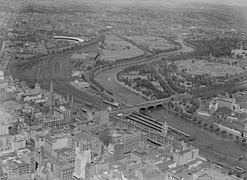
77,0 -> 247,7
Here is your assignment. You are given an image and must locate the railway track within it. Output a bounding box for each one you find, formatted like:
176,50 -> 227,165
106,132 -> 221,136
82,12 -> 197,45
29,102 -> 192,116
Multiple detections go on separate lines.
12,40 -> 108,110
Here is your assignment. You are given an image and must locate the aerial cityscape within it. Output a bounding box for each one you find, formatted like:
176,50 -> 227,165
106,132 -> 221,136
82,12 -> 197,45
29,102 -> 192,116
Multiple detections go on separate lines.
0,0 -> 247,179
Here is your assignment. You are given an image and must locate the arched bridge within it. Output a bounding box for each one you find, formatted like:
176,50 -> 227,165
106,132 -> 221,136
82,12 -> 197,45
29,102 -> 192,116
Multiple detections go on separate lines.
112,97 -> 171,114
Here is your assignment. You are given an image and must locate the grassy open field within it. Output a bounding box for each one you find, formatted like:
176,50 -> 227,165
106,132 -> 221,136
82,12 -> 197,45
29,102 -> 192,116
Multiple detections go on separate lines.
70,43 -> 101,69
176,59 -> 244,77
99,35 -> 144,61
125,36 -> 174,51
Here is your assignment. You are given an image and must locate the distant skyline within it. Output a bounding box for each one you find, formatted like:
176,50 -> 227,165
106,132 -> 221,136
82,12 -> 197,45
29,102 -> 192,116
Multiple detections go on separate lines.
28,0 -> 247,8
182,0 -> 247,6
83,0 -> 247,7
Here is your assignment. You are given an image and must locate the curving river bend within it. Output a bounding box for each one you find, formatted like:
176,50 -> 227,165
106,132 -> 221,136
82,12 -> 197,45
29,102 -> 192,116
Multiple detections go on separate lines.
94,41 -> 247,168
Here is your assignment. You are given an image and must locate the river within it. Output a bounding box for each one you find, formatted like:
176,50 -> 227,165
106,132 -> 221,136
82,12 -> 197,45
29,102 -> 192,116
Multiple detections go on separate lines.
94,42 -> 247,167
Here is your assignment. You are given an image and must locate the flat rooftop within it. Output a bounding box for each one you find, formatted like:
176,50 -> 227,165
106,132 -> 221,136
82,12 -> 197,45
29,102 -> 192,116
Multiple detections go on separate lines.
44,132 -> 69,141
73,131 -> 96,142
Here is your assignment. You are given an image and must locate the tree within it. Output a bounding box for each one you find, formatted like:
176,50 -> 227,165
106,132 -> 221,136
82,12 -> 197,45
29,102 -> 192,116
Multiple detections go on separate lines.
87,66 -> 92,70
193,117 -> 197,122
221,130 -> 227,134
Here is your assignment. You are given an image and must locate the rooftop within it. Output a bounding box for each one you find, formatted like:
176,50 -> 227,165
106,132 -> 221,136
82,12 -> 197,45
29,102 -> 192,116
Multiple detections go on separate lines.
173,146 -> 196,156
136,165 -> 166,180
156,159 -> 176,172
17,148 -> 35,156
112,128 -> 141,139
2,154 -> 28,170
73,131 -> 97,142
54,147 -> 75,158
44,132 -> 69,141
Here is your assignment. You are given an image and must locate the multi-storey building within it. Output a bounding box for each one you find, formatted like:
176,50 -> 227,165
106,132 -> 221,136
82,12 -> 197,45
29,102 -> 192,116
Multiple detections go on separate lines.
43,132 -> 72,158
1,153 -> 30,179
52,148 -> 76,180
17,148 -> 36,174
73,149 -> 91,180
11,134 -> 26,151
135,164 -> 166,180
54,106 -> 73,125
243,123 -> 247,138
0,135 -> 12,153
117,111 -> 187,150
72,131 -> 103,156
42,106 -> 73,129
0,161 -> 8,180
111,129 -> 143,154
0,121 -> 9,136
85,162 -> 96,180
72,131 -> 103,180
28,130 -> 49,165
0,134 -> 26,154
173,146 -> 199,166
42,116 -> 66,128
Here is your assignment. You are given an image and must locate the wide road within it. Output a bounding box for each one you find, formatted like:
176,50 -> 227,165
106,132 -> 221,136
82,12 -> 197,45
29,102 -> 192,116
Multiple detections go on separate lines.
10,41 -> 106,110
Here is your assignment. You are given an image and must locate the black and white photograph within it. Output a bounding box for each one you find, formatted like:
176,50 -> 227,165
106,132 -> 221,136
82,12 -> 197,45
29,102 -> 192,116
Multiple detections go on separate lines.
0,0 -> 247,179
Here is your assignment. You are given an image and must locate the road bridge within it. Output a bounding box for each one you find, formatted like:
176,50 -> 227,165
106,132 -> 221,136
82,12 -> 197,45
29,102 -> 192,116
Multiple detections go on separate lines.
112,97 -> 172,114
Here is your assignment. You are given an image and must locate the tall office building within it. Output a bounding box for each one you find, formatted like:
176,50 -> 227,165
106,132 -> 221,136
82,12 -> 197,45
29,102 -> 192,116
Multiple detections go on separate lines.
12,134 -> 26,151
243,123 -> 247,138
72,131 -> 103,156
173,146 -> 199,166
0,135 -> 12,153
17,148 -> 36,174
112,130 -> 142,154
1,152 -> 31,179
0,110 -> 9,136
73,149 -> 91,180
0,162 -> 7,180
43,132 -> 72,158
52,148 -> 75,180
0,123 -> 8,136
72,131 -> 102,180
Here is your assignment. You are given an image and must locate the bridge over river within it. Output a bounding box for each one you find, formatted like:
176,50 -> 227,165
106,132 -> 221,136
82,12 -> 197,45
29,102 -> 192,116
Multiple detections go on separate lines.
112,97 -> 171,114
95,39 -> 247,169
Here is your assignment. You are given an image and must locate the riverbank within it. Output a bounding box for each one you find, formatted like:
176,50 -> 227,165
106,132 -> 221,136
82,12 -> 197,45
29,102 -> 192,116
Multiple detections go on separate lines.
150,108 -> 247,169
91,39 -> 190,97
158,105 -> 247,145
114,76 -> 151,101
95,39 -> 247,169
